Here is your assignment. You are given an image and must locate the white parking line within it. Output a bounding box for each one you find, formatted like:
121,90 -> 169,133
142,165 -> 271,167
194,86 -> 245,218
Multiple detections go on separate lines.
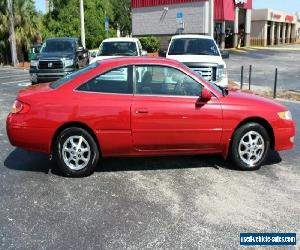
0,80 -> 30,85
18,82 -> 31,87
0,74 -> 28,79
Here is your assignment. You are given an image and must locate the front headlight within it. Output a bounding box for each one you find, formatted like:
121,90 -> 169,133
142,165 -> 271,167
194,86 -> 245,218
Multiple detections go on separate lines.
216,66 -> 227,81
278,110 -> 293,120
64,59 -> 74,67
30,60 -> 38,67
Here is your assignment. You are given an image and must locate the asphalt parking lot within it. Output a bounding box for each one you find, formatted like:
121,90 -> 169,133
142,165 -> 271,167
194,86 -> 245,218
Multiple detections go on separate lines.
0,65 -> 300,249
226,45 -> 300,91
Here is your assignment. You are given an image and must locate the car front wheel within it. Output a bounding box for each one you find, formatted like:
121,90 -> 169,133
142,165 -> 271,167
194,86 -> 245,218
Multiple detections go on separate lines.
230,123 -> 270,170
54,127 -> 99,177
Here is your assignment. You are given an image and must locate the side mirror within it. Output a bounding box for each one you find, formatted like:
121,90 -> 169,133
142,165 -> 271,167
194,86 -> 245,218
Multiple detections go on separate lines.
90,51 -> 97,58
141,50 -> 148,56
220,50 -> 230,59
158,50 -> 167,57
199,88 -> 212,102
77,46 -> 84,52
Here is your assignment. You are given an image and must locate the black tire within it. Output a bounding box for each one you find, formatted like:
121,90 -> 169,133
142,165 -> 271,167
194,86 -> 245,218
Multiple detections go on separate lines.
54,127 -> 100,177
31,79 -> 38,85
230,122 -> 270,170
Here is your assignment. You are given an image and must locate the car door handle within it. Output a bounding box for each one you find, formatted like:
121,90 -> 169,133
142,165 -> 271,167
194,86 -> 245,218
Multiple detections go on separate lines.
135,108 -> 148,114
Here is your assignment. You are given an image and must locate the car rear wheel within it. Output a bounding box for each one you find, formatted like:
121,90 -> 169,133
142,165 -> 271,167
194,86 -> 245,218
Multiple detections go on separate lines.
230,123 -> 270,170
54,127 -> 99,177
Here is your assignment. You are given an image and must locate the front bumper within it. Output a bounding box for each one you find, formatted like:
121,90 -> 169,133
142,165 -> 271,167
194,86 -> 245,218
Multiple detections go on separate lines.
29,67 -> 74,82
274,122 -> 295,151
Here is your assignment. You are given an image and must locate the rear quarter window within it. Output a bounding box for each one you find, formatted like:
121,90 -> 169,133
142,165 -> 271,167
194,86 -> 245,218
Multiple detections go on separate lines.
50,62 -> 99,89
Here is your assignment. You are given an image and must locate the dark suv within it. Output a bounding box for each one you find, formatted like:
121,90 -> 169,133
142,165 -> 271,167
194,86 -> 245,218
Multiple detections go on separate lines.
29,37 -> 89,84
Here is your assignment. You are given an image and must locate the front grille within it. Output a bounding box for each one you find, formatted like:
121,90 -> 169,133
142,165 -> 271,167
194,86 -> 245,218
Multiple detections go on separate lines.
38,60 -> 63,69
190,66 -> 217,82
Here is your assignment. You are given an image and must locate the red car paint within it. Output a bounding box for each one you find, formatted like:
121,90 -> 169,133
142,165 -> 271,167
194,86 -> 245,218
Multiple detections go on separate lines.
6,57 -> 295,160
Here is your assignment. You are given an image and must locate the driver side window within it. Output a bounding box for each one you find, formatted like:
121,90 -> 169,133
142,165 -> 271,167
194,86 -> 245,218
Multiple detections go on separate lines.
135,65 -> 202,96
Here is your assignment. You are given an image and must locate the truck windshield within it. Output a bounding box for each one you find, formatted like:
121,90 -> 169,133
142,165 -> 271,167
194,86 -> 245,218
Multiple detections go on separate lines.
98,42 -> 138,56
168,38 -> 220,56
50,62 -> 99,89
40,40 -> 75,53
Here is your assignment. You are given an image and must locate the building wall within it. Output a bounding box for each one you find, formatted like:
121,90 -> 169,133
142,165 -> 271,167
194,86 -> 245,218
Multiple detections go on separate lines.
251,9 -> 297,46
297,21 -> 300,43
250,20 -> 267,46
132,2 -> 208,36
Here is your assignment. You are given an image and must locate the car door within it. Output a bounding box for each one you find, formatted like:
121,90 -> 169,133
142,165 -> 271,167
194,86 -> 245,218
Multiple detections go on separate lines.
76,66 -> 134,156
131,65 -> 223,151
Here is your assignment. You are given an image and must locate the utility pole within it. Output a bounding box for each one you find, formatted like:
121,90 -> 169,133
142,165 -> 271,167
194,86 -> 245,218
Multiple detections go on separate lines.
7,0 -> 18,66
80,0 -> 86,48
209,0 -> 214,38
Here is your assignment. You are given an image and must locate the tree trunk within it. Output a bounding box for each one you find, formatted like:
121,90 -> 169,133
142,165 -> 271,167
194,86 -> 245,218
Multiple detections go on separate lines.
7,0 -> 18,66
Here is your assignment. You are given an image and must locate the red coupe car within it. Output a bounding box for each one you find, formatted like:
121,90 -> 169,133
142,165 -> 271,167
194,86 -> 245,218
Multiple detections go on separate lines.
7,57 -> 295,177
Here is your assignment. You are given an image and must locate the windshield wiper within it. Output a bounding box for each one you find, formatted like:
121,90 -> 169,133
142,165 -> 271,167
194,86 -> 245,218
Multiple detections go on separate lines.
219,86 -> 228,96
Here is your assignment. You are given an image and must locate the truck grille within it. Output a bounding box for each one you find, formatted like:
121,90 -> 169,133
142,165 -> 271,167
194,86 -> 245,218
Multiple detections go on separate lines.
39,60 -> 63,69
189,66 -> 217,82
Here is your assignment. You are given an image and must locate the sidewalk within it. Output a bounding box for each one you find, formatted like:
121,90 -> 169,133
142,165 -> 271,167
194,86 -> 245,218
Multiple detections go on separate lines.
227,43 -> 300,52
228,81 -> 300,102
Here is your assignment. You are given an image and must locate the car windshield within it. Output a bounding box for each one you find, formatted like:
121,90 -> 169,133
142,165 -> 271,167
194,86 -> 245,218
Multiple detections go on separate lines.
40,40 -> 75,53
168,38 -> 220,56
98,42 -> 138,56
50,62 -> 99,89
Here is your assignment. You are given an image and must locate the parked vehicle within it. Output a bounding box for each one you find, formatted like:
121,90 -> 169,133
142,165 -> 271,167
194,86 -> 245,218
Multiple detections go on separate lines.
166,35 -> 229,87
28,44 -> 41,61
89,37 -> 147,64
7,57 -> 295,177
29,37 -> 89,84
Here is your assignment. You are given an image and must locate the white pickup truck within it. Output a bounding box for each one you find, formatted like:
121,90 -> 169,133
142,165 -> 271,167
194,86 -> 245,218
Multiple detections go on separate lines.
166,35 -> 229,87
90,37 -> 147,64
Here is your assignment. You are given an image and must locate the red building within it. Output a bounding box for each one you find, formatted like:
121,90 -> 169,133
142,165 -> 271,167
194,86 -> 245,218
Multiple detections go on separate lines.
132,0 -> 252,49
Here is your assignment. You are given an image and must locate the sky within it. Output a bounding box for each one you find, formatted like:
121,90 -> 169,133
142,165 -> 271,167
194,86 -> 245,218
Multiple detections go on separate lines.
35,0 -> 300,14
35,0 -> 45,13
253,0 -> 300,14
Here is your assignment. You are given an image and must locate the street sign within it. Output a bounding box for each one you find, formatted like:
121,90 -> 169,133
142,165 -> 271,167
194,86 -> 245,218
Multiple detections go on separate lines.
176,11 -> 184,24
176,12 -> 183,19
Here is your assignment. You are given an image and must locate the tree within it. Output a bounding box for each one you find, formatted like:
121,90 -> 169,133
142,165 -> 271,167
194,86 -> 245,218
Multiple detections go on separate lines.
0,1 -> 10,64
13,0 -> 42,62
42,0 -> 116,49
7,0 -> 18,65
0,0 -> 42,64
110,0 -> 131,36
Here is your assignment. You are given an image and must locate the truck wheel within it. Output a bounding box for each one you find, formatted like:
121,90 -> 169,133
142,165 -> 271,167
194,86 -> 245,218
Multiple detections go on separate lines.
230,123 -> 270,170
30,74 -> 38,85
54,127 -> 99,177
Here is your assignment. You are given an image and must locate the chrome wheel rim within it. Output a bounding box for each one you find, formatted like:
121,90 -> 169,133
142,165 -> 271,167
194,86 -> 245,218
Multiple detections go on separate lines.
62,136 -> 91,171
238,131 -> 265,167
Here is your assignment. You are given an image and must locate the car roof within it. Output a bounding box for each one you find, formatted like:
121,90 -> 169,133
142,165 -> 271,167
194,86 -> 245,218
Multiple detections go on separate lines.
101,37 -> 139,43
96,56 -> 183,68
171,34 -> 214,40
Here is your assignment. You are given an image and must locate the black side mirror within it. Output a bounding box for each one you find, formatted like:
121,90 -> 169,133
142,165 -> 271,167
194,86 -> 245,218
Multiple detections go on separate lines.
158,50 -> 167,58
220,50 -> 229,59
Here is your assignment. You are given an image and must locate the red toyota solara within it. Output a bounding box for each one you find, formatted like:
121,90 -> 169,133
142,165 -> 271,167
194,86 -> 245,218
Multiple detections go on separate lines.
7,57 -> 295,177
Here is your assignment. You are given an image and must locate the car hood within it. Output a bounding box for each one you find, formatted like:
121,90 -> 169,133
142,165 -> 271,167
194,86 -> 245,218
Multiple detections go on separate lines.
167,54 -> 225,66
90,55 -> 122,64
37,52 -> 74,60
224,89 -> 287,111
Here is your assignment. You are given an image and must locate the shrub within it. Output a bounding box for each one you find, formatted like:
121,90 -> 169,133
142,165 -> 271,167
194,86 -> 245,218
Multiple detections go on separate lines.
139,36 -> 160,53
